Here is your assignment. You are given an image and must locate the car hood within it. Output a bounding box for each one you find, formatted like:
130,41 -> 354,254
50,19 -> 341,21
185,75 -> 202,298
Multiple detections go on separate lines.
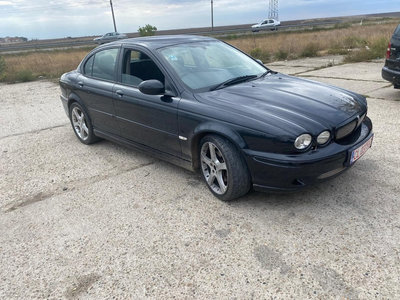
194,73 -> 367,135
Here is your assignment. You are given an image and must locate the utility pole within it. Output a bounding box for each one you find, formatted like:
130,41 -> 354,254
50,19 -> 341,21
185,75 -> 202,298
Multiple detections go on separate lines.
211,0 -> 214,31
110,0 -> 117,32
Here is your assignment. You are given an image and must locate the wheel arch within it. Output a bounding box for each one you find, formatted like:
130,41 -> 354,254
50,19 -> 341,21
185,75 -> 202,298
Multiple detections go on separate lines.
67,93 -> 85,116
190,122 -> 247,170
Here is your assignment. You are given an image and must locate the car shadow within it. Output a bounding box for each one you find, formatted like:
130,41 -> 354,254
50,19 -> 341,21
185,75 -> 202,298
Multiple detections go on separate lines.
91,139 -> 382,217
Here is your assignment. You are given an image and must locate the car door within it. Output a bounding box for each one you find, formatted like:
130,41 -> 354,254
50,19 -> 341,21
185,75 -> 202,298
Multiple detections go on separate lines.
113,47 -> 181,157
105,33 -> 113,41
260,20 -> 268,29
76,47 -> 120,135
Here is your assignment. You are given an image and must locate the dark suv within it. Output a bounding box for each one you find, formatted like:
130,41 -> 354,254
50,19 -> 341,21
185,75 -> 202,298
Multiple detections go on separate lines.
382,24 -> 400,88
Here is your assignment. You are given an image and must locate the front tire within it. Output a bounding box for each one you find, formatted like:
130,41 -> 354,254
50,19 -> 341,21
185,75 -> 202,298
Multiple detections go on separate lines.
199,135 -> 251,201
69,102 -> 99,145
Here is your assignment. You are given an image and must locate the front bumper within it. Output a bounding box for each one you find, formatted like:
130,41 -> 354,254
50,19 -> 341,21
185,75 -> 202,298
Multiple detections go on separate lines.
382,66 -> 400,86
243,117 -> 373,192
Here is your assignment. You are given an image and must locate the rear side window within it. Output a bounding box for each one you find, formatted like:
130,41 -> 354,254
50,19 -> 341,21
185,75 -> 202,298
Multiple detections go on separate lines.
91,48 -> 119,81
394,25 -> 400,37
83,55 -> 94,76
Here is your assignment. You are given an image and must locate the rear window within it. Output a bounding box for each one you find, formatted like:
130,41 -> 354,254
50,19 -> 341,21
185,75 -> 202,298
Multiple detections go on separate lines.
394,25 -> 400,37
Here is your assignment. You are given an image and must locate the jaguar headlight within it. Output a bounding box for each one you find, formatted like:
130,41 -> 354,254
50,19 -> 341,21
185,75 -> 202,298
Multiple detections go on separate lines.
317,131 -> 331,145
294,134 -> 312,150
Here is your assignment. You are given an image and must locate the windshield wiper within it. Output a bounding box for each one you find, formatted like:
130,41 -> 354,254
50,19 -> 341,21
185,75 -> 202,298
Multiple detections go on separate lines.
260,69 -> 272,77
210,75 -> 258,91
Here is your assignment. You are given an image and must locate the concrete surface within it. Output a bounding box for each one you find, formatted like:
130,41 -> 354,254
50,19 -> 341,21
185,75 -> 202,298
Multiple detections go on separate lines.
0,81 -> 67,139
368,86 -> 400,101
269,55 -> 344,75
1,57 -> 400,299
300,60 -> 386,82
299,77 -> 390,96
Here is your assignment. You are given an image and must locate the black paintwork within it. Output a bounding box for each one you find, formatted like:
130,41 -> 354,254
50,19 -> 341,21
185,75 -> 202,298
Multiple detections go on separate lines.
382,24 -> 400,87
59,35 -> 373,191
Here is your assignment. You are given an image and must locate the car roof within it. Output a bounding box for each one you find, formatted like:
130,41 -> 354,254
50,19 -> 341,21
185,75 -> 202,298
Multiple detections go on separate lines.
104,35 -> 216,50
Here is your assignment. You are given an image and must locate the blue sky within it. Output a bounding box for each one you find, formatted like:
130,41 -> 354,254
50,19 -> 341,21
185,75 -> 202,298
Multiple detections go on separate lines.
0,0 -> 398,39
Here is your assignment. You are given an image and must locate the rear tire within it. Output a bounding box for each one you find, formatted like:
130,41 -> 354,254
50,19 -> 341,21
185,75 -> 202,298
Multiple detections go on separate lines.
69,102 -> 99,145
199,135 -> 251,201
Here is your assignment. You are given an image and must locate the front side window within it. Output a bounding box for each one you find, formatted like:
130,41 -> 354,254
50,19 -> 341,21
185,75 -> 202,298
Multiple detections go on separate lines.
159,41 -> 266,91
121,49 -> 165,87
91,48 -> 119,81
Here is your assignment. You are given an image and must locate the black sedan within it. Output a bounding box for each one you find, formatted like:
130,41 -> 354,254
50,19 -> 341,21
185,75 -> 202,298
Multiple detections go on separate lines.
59,35 -> 373,201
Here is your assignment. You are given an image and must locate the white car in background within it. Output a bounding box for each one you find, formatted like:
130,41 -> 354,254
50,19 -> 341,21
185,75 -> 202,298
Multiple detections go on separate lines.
93,32 -> 127,44
251,19 -> 281,32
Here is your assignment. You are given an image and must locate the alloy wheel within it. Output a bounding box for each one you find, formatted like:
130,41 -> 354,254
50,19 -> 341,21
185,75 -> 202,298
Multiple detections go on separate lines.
71,106 -> 89,141
200,142 -> 228,195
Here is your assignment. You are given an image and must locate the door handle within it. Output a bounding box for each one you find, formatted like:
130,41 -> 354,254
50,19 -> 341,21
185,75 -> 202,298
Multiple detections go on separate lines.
77,81 -> 84,87
116,90 -> 124,97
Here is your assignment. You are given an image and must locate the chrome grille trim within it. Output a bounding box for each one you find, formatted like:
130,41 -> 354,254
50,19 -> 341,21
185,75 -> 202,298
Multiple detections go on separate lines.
335,119 -> 358,140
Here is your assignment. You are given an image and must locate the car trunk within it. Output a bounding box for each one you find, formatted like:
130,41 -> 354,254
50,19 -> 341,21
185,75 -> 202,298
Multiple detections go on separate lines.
386,25 -> 400,71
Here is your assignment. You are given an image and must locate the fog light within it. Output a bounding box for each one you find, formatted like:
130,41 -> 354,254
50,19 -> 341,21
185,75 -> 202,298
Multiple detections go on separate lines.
294,134 -> 312,150
317,131 -> 331,145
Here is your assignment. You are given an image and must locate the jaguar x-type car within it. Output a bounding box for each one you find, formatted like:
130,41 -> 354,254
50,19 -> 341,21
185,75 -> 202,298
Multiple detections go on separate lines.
59,35 -> 373,201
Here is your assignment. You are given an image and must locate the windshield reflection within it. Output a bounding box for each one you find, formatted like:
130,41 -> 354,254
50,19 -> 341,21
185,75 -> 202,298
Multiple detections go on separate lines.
159,41 -> 267,92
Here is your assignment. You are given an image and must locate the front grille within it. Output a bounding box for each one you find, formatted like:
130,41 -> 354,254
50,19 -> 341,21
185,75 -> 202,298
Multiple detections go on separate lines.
336,119 -> 357,140
335,112 -> 367,140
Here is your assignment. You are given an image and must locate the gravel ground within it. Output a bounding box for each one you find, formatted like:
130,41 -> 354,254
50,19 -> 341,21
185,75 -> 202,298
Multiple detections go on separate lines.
1,58 -> 400,299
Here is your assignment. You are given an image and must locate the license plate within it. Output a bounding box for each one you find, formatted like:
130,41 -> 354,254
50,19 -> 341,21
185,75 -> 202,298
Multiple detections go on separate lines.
350,135 -> 373,164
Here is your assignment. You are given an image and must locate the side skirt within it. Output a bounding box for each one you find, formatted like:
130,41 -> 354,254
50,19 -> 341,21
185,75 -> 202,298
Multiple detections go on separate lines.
93,129 -> 194,172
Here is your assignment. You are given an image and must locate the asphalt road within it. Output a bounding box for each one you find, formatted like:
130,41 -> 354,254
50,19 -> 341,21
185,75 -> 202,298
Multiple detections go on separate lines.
1,57 -> 400,299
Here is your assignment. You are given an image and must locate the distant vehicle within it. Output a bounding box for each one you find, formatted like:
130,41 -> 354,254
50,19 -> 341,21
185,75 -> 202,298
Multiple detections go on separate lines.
93,32 -> 127,44
382,24 -> 400,89
251,19 -> 281,32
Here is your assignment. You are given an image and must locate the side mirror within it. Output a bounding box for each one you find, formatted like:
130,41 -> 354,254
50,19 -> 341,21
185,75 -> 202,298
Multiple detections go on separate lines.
256,59 -> 264,65
138,80 -> 165,95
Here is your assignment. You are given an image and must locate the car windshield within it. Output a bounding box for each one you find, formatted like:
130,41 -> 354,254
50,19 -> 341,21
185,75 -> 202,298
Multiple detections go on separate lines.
158,41 -> 267,92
